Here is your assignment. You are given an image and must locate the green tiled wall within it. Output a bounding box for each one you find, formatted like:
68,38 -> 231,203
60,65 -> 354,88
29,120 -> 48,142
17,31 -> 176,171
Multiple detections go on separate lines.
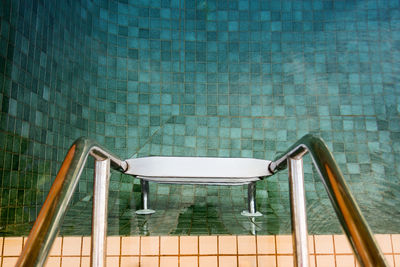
1,0 -> 400,235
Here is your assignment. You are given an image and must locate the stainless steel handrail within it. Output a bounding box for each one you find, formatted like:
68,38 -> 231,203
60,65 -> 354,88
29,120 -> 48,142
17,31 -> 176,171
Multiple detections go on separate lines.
16,134 -> 388,267
269,134 -> 388,267
16,137 -> 127,267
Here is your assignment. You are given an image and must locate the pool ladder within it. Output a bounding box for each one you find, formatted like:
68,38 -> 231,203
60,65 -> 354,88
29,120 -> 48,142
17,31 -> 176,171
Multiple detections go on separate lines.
15,134 -> 389,267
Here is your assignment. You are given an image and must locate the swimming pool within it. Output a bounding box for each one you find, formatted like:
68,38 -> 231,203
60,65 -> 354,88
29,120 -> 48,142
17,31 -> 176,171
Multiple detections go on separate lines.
0,0 -> 399,236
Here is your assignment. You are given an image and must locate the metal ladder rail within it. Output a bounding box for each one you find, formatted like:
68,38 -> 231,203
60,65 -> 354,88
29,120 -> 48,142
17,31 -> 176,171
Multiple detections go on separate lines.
16,134 -> 389,267
16,137 -> 127,267
268,134 -> 388,267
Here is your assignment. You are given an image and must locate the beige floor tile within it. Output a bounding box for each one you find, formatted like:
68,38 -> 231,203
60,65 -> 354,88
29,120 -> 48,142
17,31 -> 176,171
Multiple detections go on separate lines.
334,235 -> 352,254
316,255 -> 335,267
314,235 -> 334,254
199,236 -> 217,255
375,234 -> 393,254
140,256 -> 159,267
257,236 -> 275,254
61,257 -> 81,267
258,255 -> 276,267
180,236 -> 198,255
277,255 -> 294,267
82,237 -> 91,256
107,236 -> 121,256
0,237 -> 3,256
180,256 -> 198,267
218,236 -> 237,254
238,236 -> 256,254
160,256 -> 178,267
3,237 -> 23,256
392,234 -> 400,253
309,254 -> 316,267
81,256 -> 90,267
336,255 -> 355,267
160,236 -> 179,255
219,255 -> 237,267
49,237 -> 62,256
238,255 -> 257,267
121,236 -> 140,256
199,256 -> 217,267
107,256 -> 120,266
45,256 -> 61,267
385,254 -> 395,267
62,236 -> 82,256
394,254 -> 400,267
141,236 -> 159,255
121,256 -> 139,267
276,235 -> 293,254
354,257 -> 394,267
2,257 -> 19,267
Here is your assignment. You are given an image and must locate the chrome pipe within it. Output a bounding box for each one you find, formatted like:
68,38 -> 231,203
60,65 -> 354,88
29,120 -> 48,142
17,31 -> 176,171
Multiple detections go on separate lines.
241,182 -> 262,217
90,147 -> 127,171
135,180 -> 155,215
91,159 -> 111,267
248,181 -> 256,214
270,134 -> 388,267
16,137 -> 126,267
141,180 -> 150,210
288,157 -> 309,267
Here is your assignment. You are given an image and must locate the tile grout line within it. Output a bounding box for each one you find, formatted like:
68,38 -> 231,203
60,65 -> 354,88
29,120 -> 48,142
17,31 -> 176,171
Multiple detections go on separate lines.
119,236 -> 122,267
1,237 -> 4,267
79,236 -> 83,267
390,234 -> 395,266
21,237 -> 25,265
393,234 -> 399,267
236,235 -> 239,267
60,236 -> 64,267
158,236 -> 160,267
274,235 -> 278,267
139,236 -> 142,266
216,235 -> 219,267
313,235 -> 317,267
254,235 -> 259,267
332,234 -> 338,267
178,236 -> 181,267
139,253 -> 320,257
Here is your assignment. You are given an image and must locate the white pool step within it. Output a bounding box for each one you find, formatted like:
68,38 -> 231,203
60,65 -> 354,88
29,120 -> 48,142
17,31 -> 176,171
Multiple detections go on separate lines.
124,156 -> 273,216
124,157 -> 273,185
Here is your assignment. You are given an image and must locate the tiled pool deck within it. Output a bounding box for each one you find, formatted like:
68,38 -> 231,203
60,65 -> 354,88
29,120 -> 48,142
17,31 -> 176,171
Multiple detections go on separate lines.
1,0 -> 400,242
1,234 -> 400,267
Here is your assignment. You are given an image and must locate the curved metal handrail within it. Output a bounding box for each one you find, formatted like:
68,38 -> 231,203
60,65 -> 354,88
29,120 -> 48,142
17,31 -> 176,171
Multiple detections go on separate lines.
16,134 -> 388,266
16,137 -> 127,267
269,134 -> 388,267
